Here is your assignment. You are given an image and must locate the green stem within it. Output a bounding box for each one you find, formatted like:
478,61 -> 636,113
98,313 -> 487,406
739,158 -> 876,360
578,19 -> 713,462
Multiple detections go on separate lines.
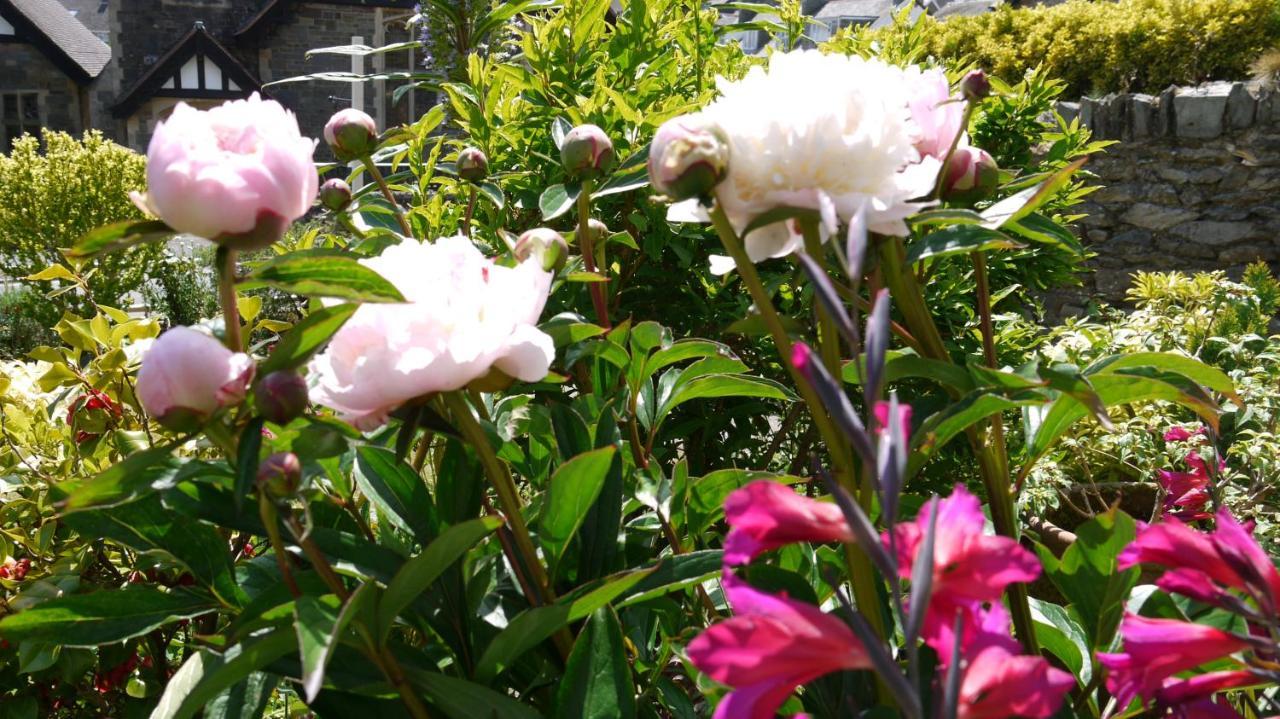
708,201 -> 887,650
361,157 -> 414,237
576,179 -> 610,328
463,186 -> 477,238
216,247 -> 242,353
258,495 -> 300,598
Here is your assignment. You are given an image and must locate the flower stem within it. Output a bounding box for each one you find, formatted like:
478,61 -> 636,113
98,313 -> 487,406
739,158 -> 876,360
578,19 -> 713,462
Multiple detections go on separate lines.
576,179 -> 610,328
463,186 -> 477,238
361,157 -> 414,238
258,495 -> 300,598
708,202 -> 887,647
216,247 -> 242,353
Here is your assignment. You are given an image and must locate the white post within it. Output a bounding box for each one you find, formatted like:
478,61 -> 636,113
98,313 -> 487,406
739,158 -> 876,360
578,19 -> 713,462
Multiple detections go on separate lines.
373,9 -> 386,131
351,35 -> 365,189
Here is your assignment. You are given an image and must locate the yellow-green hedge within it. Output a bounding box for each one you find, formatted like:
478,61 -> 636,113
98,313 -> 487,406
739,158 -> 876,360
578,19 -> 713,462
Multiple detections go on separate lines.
869,0 -> 1280,98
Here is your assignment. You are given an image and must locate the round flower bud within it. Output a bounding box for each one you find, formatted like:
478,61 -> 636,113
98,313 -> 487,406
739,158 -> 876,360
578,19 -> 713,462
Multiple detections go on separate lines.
515,228 -> 569,272
137,327 -> 255,432
648,115 -> 729,201
319,178 -> 352,212
254,370 -> 309,424
256,452 -> 302,500
324,108 -> 379,162
960,70 -> 991,103
457,147 -> 489,183
587,218 -> 609,242
941,146 -> 1000,205
560,124 -> 615,180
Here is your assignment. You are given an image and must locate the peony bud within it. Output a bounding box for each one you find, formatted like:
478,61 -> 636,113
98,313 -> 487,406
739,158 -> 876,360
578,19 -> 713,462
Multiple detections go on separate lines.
254,370 -> 309,424
560,124 -> 615,179
324,108 -> 379,162
318,178 -> 352,212
587,218 -> 609,242
256,452 -> 302,499
960,70 -> 991,102
648,115 -> 729,201
130,94 -> 318,250
136,327 -> 255,431
515,228 -> 569,272
456,147 -> 489,183
940,146 -> 999,205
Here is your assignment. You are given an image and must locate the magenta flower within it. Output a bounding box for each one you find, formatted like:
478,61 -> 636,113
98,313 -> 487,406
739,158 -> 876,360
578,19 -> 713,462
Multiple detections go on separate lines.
1097,614 -> 1250,708
887,485 -> 1041,656
1163,425 -> 1206,442
1157,452 -> 1214,521
686,574 -> 870,719
1170,700 -> 1243,719
1156,669 -> 1259,709
872,400 -> 913,438
957,644 -> 1074,719
722,481 -> 854,566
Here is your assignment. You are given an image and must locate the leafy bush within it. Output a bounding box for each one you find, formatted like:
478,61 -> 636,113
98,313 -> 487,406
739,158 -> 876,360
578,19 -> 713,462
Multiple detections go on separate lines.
0,286 -> 59,358
0,131 -> 163,311
863,0 -> 1280,97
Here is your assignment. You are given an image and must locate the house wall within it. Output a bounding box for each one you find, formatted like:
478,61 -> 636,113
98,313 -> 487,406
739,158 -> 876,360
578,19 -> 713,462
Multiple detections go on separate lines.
0,41 -> 83,138
1043,81 -> 1280,317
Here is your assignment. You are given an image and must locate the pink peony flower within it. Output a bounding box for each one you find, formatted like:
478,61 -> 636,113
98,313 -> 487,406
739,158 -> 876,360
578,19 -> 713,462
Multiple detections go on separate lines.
904,66 -> 966,162
308,236 -> 554,430
1097,614 -> 1250,709
687,574 -> 870,719
957,645 -> 1074,719
133,94 -> 318,248
887,485 -> 1041,657
136,327 -> 255,430
722,480 -> 855,566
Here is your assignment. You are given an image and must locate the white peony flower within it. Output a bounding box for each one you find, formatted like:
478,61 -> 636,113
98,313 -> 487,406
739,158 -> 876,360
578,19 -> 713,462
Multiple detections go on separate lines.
667,50 -> 949,273
308,236 -> 555,430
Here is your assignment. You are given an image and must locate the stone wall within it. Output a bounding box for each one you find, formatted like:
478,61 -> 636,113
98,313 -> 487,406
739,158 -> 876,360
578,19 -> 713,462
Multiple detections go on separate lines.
1046,81 -> 1280,316
0,43 -> 84,140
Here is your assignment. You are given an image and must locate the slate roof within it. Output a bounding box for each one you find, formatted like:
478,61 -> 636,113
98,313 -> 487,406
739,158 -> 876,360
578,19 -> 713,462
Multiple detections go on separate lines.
1,0 -> 109,80
814,0 -> 896,19
236,0 -> 416,42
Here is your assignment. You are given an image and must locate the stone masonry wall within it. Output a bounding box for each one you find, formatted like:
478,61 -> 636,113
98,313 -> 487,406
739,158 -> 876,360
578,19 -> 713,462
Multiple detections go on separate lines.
1045,82 -> 1280,317
0,43 -> 83,137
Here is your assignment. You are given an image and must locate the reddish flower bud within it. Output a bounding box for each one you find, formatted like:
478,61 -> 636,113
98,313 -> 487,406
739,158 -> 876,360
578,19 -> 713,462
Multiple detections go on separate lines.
319,178 -> 352,212
648,115 -> 729,201
960,69 -> 991,102
323,108 -> 379,162
254,370 -> 309,424
941,146 -> 999,205
456,146 -> 489,183
560,124 -> 615,179
257,452 -> 302,499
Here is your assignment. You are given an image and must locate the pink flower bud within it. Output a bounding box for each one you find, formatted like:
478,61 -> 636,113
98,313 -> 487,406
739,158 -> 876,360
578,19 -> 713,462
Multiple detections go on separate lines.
318,178 -> 352,212
136,327 -> 255,431
254,370 -> 309,424
131,94 -> 318,250
323,108 -> 378,162
257,452 -> 302,499
960,69 -> 991,102
456,147 -> 489,183
560,124 -> 615,179
514,228 -> 569,272
647,115 -> 729,201
941,146 -> 999,205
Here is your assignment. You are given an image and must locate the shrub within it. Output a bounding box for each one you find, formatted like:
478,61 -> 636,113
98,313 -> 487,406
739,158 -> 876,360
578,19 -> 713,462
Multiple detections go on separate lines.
863,0 -> 1280,97
0,285 -> 59,358
0,130 -> 163,310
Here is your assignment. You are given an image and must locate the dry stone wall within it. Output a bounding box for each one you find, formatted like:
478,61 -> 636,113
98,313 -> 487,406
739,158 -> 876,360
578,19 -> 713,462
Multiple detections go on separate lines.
1045,81 -> 1280,316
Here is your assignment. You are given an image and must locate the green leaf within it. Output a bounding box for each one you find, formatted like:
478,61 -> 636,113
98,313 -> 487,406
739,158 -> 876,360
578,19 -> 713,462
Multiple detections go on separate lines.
295,591 -> 364,702
65,219 -> 174,260
905,225 -> 1025,264
1005,213 -> 1084,255
259,303 -> 358,374
1029,598 -> 1090,685
541,447 -> 618,567
354,447 -> 436,543
555,608 -> 636,719
62,495 -> 245,607
980,158 -> 1086,229
476,181 -> 505,210
234,417 -> 265,512
539,182 -> 582,220
400,664 -> 542,719
0,586 -> 213,647
592,145 -> 650,199
204,672 -> 278,719
1086,351 -> 1240,403
1037,509 -> 1139,651
910,388 -> 1046,475
615,550 -> 723,607
656,374 -> 794,427
59,443 -> 183,511
239,252 -> 404,303
474,568 -> 650,683
376,516 -> 502,641
148,628 -> 295,719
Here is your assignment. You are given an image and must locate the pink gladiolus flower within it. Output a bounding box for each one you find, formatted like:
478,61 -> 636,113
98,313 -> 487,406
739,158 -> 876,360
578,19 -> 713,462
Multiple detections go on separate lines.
1163,425 -> 1206,442
133,94 -> 318,248
1156,670 -> 1259,708
1156,451 -> 1222,520
887,485 -> 1041,657
872,401 -> 913,438
722,481 -> 854,566
687,574 -> 870,719
957,644 -> 1074,719
136,327 -> 255,431
1097,614 -> 1250,708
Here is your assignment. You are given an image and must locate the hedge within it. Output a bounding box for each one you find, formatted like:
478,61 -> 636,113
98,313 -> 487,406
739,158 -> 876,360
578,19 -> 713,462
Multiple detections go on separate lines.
867,0 -> 1280,98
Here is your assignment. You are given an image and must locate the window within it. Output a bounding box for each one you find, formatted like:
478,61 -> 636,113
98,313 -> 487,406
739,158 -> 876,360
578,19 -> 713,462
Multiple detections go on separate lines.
2,93 -> 40,153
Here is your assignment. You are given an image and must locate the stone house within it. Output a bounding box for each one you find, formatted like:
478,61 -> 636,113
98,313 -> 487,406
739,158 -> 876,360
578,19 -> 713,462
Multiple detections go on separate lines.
0,0 -> 418,153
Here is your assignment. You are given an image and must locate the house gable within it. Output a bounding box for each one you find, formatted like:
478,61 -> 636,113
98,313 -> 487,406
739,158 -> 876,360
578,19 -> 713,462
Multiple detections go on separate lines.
112,21 -> 261,118
0,0 -> 109,82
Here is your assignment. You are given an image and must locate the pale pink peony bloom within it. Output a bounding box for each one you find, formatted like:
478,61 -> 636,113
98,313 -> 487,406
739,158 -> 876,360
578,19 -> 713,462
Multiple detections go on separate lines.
133,94 -> 318,248
722,480 -> 854,566
905,66 -> 966,162
686,574 -> 870,719
136,327 -> 255,430
887,485 -> 1041,657
308,236 -> 554,430
1097,614 -> 1251,709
